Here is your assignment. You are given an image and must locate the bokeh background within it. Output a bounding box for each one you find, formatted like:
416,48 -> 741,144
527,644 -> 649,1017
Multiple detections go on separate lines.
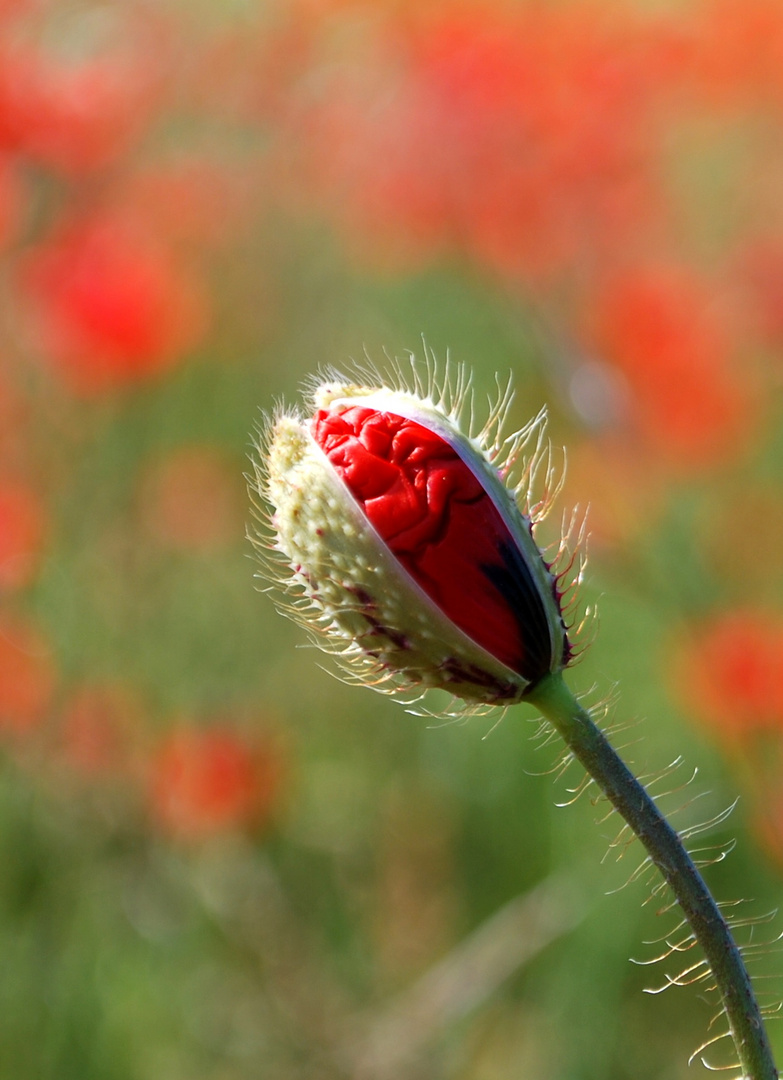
2,1 -> 783,1077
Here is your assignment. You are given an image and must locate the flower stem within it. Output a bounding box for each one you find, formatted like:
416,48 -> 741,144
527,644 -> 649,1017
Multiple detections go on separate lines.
526,670 -> 778,1080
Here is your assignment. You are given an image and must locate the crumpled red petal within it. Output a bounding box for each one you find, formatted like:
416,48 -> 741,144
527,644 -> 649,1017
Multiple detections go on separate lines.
313,403 -> 555,682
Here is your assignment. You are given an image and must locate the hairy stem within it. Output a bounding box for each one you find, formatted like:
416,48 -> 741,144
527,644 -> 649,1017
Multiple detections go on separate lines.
527,671 -> 778,1080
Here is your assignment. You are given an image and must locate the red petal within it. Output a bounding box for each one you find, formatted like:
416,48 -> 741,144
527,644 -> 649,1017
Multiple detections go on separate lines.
313,404 -> 555,680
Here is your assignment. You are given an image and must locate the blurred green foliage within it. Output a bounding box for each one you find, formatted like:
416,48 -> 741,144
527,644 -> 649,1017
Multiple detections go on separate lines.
1,2 -> 783,1079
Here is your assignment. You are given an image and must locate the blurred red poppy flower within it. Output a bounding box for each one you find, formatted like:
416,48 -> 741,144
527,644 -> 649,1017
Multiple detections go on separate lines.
0,615 -> 56,736
18,214 -> 209,394
0,479 -> 46,590
674,610 -> 783,743
148,727 -> 282,841
0,39 -> 162,176
586,263 -> 757,467
301,5 -> 670,282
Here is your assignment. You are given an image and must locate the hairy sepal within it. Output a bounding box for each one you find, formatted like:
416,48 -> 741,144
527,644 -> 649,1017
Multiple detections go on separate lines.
260,413 -> 532,706
313,382 -> 568,676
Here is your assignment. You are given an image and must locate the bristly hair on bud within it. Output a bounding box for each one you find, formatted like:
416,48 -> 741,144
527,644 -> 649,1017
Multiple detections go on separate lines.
248,348 -> 590,718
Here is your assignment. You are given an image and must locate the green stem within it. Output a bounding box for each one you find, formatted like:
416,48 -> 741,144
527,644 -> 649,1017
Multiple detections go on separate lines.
527,670 -> 778,1080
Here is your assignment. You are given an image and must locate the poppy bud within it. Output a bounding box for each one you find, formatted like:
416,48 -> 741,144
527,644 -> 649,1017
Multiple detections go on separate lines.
250,363 -> 578,710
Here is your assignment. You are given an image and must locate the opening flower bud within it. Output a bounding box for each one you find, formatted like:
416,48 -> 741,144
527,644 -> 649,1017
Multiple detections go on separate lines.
250,363 -> 577,710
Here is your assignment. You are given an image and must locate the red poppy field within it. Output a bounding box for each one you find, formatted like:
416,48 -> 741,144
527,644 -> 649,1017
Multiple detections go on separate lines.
2,2 -> 783,1077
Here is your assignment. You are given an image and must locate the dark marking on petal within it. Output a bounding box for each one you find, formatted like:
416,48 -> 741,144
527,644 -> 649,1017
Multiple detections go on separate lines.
479,540 -> 556,685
